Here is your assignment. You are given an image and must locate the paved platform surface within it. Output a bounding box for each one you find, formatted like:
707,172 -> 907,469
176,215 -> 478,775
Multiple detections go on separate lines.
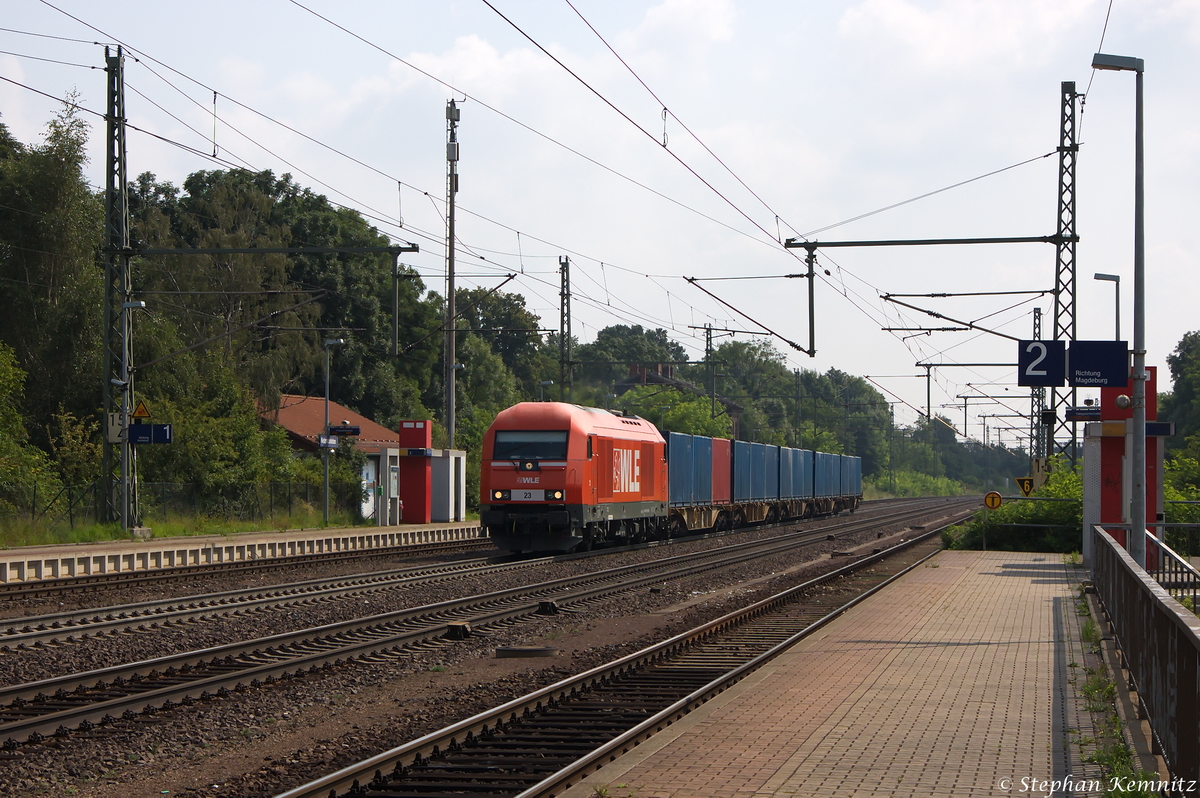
561,550 -> 1104,798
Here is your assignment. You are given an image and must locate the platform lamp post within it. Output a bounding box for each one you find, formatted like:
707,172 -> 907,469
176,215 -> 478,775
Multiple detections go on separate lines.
1094,273 -> 1121,341
539,380 -> 554,401
1092,52 -> 1146,566
323,338 -> 344,527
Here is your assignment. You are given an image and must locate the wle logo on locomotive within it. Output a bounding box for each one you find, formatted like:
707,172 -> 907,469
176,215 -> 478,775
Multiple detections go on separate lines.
613,448 -> 642,494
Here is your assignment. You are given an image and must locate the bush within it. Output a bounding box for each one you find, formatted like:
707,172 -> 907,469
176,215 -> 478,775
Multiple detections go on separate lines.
943,458 -> 1083,553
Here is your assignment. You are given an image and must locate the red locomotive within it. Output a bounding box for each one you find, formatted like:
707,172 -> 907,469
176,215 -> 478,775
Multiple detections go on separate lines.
480,402 -> 668,552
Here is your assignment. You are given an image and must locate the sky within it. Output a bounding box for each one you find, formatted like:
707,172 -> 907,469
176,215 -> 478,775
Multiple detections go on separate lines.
2,0 -> 1198,446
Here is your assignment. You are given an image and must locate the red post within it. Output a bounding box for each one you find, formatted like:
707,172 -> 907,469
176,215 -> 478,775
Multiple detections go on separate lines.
1098,367 -> 1159,561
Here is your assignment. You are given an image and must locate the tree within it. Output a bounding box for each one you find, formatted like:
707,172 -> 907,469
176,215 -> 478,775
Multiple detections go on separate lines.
575,325 -> 688,387
455,287 -> 555,399
0,342 -> 62,510
1162,331 -> 1200,449
614,385 -> 732,437
0,102 -> 104,451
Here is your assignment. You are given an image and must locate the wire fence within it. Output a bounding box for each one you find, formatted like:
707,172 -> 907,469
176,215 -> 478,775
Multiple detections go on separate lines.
0,482 -> 365,529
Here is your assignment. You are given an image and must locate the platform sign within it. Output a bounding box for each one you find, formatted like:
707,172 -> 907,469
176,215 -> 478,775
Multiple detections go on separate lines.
128,423 -> 172,444
983,491 -> 1003,510
327,424 -> 361,436
1017,340 -> 1066,387
1015,477 -> 1034,497
1064,406 -> 1102,422
1068,340 -> 1128,387
319,435 -> 338,449
106,412 -> 124,443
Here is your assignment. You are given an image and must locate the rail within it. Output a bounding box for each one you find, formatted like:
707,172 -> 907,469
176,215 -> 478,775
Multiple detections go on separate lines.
1090,526 -> 1200,783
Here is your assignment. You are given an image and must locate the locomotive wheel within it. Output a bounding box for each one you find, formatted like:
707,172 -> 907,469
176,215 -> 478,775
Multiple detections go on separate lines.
576,530 -> 595,552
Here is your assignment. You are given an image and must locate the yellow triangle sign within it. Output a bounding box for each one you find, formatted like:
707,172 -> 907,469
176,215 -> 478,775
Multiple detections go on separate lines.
131,400 -> 152,420
1016,477 -> 1034,497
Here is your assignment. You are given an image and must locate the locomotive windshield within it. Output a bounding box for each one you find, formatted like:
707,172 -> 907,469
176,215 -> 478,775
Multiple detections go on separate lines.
493,430 -> 568,460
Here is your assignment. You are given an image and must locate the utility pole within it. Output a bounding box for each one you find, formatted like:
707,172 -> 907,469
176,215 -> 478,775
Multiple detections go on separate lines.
794,369 -> 803,449
559,256 -> 572,403
692,323 -> 763,422
705,324 -> 715,420
923,364 -> 932,419
445,100 -> 460,448
1051,81 -> 1080,462
1031,307 -> 1046,462
102,46 -> 131,528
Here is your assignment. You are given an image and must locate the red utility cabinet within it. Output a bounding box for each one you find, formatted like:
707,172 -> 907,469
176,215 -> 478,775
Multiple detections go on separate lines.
397,420 -> 432,524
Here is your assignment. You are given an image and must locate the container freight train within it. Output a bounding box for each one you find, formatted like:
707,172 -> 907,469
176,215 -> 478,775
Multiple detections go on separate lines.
480,402 -> 862,553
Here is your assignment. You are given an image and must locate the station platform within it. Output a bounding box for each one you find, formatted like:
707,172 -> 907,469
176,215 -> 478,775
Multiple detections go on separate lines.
562,550 -> 1109,798
0,522 -> 483,584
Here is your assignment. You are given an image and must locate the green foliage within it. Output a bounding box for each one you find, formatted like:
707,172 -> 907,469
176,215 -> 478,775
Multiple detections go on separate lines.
134,356 -> 298,491
575,325 -> 686,386
0,343 -> 62,505
0,100 -> 104,452
866,469 -> 965,499
943,457 -> 1083,552
613,385 -> 732,437
1161,330 -> 1200,450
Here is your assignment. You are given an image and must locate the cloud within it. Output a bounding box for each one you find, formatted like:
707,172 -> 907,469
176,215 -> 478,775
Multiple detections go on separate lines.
635,0 -> 739,44
838,0 -> 1096,73
405,34 -> 556,102
1159,0 -> 1200,43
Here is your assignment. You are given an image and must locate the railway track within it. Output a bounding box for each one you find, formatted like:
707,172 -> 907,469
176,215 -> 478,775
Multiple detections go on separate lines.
0,498 -> 963,650
0,498 -> 973,750
0,497 -> 937,603
276,521 -> 951,798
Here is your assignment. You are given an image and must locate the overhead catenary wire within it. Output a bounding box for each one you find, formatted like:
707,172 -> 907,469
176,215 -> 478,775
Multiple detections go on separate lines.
15,5 -> 1060,423
81,27 -> 731,338
31,0 -> 1042,383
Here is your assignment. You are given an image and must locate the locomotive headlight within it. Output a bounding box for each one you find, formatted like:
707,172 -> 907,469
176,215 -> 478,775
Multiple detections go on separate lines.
548,489 -> 564,500
492,489 -> 511,500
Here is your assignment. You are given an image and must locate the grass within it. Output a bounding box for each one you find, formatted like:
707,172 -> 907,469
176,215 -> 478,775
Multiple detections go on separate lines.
1081,669 -> 1116,712
1072,596 -> 1161,798
1081,618 -> 1101,648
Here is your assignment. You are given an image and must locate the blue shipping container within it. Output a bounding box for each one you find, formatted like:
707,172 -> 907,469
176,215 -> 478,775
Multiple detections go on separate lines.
750,442 -> 766,501
733,440 -> 753,502
847,456 -> 862,496
814,451 -> 840,497
667,432 -> 693,507
779,447 -> 795,499
692,435 -> 713,505
765,445 -> 780,501
799,450 -> 814,499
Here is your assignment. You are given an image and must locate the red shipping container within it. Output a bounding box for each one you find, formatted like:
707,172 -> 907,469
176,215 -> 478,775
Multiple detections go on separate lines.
711,437 -> 732,505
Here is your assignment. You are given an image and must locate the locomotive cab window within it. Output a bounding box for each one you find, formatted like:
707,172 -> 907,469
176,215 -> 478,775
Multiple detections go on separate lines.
494,430 -> 568,460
